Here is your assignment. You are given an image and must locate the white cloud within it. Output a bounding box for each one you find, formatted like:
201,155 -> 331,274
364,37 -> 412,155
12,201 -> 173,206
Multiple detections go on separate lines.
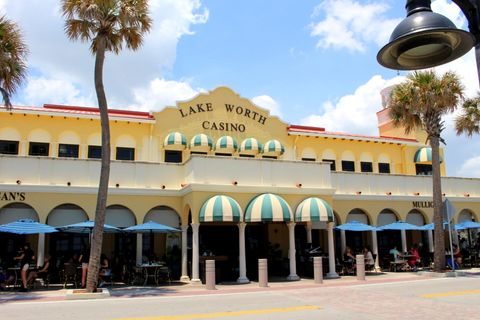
24,77 -> 94,107
310,0 -> 400,52
432,0 -> 466,28
301,75 -> 404,134
4,0 -> 208,107
252,95 -> 283,118
130,78 -> 202,111
457,155 -> 480,178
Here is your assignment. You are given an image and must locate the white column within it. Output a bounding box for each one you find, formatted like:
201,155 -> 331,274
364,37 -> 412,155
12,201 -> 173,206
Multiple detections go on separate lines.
327,222 -> 339,278
401,230 -> 407,253
37,234 -> 45,267
136,233 -> 143,265
237,222 -> 249,283
340,230 -> 346,256
372,230 -> 380,271
180,225 -> 190,282
191,223 -> 201,283
287,222 -> 299,280
306,223 -> 313,244
428,229 -> 434,252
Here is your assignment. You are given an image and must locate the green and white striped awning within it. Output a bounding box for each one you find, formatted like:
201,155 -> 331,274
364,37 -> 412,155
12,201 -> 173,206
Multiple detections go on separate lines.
190,134 -> 213,151
215,136 -> 238,153
239,138 -> 262,155
199,195 -> 242,222
414,147 -> 443,164
262,139 -> 284,156
245,193 -> 292,222
295,197 -> 334,222
164,132 -> 187,150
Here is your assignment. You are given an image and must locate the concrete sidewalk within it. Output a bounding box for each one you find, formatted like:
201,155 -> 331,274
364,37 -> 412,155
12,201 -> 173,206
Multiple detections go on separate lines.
1,269 -> 479,304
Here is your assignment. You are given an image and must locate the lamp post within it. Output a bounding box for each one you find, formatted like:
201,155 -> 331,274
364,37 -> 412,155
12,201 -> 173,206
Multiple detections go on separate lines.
377,0 -> 480,84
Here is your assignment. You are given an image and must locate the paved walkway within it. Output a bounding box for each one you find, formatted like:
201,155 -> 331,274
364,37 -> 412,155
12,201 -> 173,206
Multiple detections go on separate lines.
1,268 -> 479,304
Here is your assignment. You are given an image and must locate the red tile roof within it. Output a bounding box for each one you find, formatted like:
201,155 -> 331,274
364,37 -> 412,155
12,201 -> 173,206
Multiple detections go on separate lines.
6,104 -> 154,120
288,124 -> 418,143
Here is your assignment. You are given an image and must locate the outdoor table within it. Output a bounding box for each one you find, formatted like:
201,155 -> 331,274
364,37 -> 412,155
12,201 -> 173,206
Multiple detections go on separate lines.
137,263 -> 165,286
7,266 -> 35,288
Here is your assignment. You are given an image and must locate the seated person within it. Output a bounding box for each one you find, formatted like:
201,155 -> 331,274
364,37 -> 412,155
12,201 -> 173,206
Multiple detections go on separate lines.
0,266 -> 15,290
389,246 -> 405,262
98,254 -> 111,287
343,247 -> 356,274
363,247 -> 375,270
453,244 -> 462,267
27,255 -> 51,285
407,245 -> 421,271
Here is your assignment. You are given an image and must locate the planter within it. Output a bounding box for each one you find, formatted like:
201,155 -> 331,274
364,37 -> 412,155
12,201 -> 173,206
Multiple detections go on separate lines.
65,288 -> 110,300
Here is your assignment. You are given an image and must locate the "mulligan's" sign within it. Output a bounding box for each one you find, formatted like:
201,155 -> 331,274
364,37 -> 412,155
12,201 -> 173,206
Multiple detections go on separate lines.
0,192 -> 26,201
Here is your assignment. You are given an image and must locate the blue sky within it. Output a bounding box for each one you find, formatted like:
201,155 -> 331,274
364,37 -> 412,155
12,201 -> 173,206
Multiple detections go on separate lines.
2,0 -> 480,177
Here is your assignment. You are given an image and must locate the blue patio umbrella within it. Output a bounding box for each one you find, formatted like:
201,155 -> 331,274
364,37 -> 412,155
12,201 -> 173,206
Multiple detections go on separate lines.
454,221 -> 480,230
377,221 -> 423,231
335,221 -> 378,231
0,219 -> 58,234
58,220 -> 121,233
419,222 -> 450,231
124,221 -> 180,233
124,221 -> 180,262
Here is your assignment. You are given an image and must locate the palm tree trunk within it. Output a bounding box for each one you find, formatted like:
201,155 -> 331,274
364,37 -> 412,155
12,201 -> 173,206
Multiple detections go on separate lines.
431,136 -> 445,272
0,87 -> 12,110
86,36 -> 110,292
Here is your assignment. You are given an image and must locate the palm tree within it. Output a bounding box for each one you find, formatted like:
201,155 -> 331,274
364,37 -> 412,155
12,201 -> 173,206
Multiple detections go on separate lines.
0,15 -> 28,110
389,70 -> 464,273
455,95 -> 480,137
62,0 -> 151,292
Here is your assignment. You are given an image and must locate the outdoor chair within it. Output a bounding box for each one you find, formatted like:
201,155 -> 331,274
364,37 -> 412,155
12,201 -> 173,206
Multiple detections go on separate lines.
63,263 -> 78,288
156,265 -> 171,284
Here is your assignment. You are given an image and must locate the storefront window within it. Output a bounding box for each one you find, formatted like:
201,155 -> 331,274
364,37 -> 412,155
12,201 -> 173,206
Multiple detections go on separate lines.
58,144 -> 79,158
378,162 -> 390,173
415,164 -> 432,175
0,140 -> 19,154
165,150 -> 182,163
88,145 -> 102,159
360,162 -> 373,172
341,160 -> 355,172
116,147 -> 135,161
29,142 -> 49,156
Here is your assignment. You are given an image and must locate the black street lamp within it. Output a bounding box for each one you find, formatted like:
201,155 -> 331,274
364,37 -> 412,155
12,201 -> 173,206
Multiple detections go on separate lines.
377,0 -> 480,82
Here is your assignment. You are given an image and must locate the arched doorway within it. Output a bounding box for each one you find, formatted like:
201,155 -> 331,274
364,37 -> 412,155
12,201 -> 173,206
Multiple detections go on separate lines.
0,203 -> 39,262
144,206 -> 181,278
406,209 -> 428,248
377,209 -> 400,262
406,209 -> 430,265
457,209 -> 477,248
244,193 -> 293,280
345,208 -> 371,253
47,204 -> 88,264
197,195 -> 243,283
105,205 -> 137,272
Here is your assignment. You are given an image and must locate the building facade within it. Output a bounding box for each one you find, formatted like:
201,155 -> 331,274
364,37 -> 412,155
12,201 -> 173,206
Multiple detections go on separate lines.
0,87 -> 479,282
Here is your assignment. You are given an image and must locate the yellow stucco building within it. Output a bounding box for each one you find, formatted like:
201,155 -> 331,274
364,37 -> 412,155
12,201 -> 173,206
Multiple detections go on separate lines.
0,87 -> 478,282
